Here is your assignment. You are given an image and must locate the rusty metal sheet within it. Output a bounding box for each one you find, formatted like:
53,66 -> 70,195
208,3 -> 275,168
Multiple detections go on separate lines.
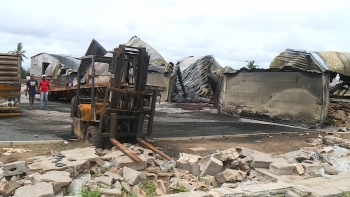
0,54 -> 21,84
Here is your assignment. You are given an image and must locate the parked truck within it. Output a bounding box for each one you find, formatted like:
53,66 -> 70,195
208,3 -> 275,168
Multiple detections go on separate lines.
0,53 -> 22,117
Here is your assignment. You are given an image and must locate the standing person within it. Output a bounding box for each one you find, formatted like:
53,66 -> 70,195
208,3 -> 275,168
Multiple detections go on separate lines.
25,74 -> 38,110
39,75 -> 50,109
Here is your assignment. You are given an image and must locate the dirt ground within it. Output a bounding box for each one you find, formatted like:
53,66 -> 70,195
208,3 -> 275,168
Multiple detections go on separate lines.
0,132 -> 319,164
0,92 -> 324,164
154,132 -> 319,158
0,140 -> 90,164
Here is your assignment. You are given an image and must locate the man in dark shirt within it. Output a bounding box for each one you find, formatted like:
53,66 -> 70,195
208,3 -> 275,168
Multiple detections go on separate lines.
25,74 -> 38,109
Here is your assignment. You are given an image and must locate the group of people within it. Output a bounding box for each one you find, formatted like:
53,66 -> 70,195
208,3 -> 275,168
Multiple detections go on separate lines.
25,74 -> 50,110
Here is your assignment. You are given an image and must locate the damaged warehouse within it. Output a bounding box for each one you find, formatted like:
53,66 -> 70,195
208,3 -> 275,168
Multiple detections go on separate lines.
218,49 -> 350,126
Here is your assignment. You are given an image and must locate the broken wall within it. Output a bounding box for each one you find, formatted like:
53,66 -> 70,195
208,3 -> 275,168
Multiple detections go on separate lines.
147,72 -> 171,102
218,71 -> 328,122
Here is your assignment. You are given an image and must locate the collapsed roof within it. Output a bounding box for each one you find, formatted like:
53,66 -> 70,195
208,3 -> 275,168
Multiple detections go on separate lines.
269,49 -> 350,76
45,54 -> 80,77
84,36 -> 168,77
176,55 -> 222,95
124,36 -> 168,73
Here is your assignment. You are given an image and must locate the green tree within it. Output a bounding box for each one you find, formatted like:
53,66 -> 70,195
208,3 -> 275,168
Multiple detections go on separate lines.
245,60 -> 258,70
8,42 -> 28,61
8,42 -> 28,79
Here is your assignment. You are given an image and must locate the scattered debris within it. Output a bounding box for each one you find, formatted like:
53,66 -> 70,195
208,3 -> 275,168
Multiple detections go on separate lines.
0,134 -> 350,196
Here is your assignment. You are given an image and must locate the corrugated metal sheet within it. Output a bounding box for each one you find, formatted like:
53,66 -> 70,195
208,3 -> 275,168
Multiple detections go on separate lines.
316,51 -> 350,76
176,55 -> 221,95
45,54 -> 80,77
0,53 -> 21,112
125,36 -> 167,73
0,53 -> 21,83
270,49 -> 350,76
85,39 -> 107,56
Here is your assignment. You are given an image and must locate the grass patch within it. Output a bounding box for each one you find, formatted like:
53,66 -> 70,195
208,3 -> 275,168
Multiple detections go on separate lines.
81,188 -> 101,197
142,181 -> 157,197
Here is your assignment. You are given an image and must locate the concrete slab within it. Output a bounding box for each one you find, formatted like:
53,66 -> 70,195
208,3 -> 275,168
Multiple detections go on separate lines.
101,150 -> 124,160
32,171 -> 72,192
14,182 -> 54,197
115,155 -> 147,171
160,191 -> 212,197
208,187 -> 244,197
26,147 -> 99,176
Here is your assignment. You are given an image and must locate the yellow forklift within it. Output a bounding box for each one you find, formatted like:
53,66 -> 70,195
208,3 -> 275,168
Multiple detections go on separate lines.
71,45 -> 171,161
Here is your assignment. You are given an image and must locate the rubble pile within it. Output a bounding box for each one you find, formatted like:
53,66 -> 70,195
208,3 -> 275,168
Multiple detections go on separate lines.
327,99 -> 350,127
1,137 -> 350,197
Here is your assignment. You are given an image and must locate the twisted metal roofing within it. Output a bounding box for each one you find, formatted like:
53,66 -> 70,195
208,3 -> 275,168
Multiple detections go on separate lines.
175,55 -> 222,95
125,36 -> 167,73
270,49 -> 350,76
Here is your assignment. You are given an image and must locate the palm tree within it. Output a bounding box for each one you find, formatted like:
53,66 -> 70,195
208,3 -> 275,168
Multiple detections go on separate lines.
245,60 -> 258,70
8,42 -> 28,62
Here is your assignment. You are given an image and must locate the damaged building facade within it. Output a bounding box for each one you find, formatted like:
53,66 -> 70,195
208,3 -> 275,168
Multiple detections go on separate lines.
218,49 -> 350,125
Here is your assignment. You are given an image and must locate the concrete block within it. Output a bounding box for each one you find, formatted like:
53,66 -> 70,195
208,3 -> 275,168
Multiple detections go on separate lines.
104,171 -> 123,181
221,183 -> 237,188
159,191 -> 212,197
101,150 -> 124,160
155,180 -> 167,196
215,169 -> 246,183
284,150 -> 310,162
14,182 -> 54,197
99,188 -> 122,196
285,190 -> 300,197
132,185 -> 146,197
123,166 -> 142,186
173,168 -> 189,179
199,175 -> 216,187
32,171 -> 72,192
115,155 -> 147,171
293,163 -> 304,175
3,161 -> 26,176
188,147 -> 211,157
269,163 -> 294,175
0,182 -> 17,196
157,172 -> 174,184
199,156 -> 223,177
24,180 -> 33,186
121,181 -> 132,193
176,153 -> 201,175
209,187 -> 244,196
145,166 -> 159,173
142,173 -> 157,182
236,147 -> 254,157
251,152 -> 286,168
302,162 -> 322,173
320,146 -> 334,153
216,148 -> 240,161
322,163 -> 339,175
94,176 -> 113,188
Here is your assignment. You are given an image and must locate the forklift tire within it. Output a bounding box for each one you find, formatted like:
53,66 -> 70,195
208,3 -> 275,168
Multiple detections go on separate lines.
85,126 -> 102,148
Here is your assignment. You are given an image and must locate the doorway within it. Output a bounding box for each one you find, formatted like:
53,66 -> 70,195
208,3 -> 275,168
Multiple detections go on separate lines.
42,62 -> 50,75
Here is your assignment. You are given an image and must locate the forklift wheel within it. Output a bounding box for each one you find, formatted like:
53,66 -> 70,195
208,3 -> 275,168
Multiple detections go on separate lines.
85,126 -> 102,148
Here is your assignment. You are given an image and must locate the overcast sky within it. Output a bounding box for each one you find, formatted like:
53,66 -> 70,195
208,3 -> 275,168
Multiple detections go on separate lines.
1,0 -> 349,70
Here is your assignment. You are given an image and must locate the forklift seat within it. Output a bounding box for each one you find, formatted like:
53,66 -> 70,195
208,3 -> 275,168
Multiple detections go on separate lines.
78,102 -> 105,121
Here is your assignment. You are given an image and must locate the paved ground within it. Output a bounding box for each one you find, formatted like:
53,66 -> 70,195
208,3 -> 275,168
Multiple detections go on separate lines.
0,93 -> 311,141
